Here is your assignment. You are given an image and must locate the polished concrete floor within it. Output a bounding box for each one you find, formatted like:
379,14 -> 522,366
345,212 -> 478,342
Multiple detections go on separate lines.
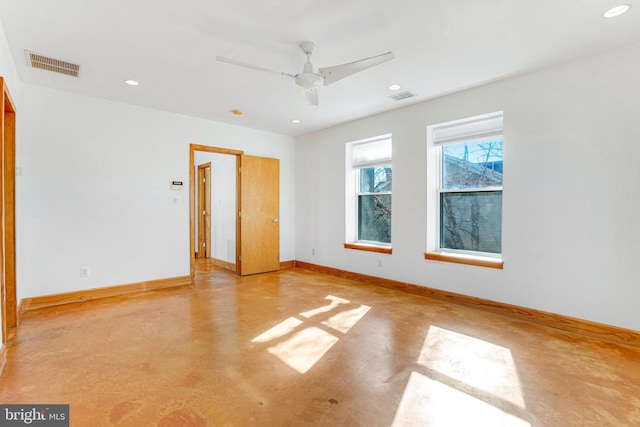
1,264 -> 639,426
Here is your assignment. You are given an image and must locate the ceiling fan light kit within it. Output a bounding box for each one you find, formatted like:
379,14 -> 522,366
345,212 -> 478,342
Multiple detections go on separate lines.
217,41 -> 395,106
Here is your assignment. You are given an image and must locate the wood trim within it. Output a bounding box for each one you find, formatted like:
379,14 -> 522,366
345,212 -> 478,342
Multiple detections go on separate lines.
196,258 -> 293,270
196,162 -> 212,259
190,144 -> 243,156
17,299 -> 25,325
236,154 -> 242,275
213,258 -> 235,271
280,260 -> 295,269
20,276 -> 193,313
344,243 -> 392,254
200,257 -> 236,272
425,252 -> 504,269
190,147 -> 195,278
1,77 -> 17,345
293,261 -> 640,348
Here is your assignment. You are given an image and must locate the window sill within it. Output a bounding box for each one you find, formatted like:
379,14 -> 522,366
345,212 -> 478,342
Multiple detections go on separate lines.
424,252 -> 503,269
344,243 -> 392,254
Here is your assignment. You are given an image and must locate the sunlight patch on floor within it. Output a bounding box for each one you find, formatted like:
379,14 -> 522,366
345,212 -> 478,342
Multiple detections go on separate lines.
251,295 -> 371,374
391,325 -> 530,426
266,326 -> 340,374
252,317 -> 303,343
321,303 -> 371,333
299,295 -> 350,318
419,325 -> 526,409
391,371 -> 531,427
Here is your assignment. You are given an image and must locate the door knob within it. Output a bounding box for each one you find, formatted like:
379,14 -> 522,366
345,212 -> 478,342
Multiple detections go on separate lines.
273,218 -> 279,223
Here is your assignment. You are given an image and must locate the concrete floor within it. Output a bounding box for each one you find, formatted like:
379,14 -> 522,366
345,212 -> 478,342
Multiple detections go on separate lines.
1,264 -> 639,426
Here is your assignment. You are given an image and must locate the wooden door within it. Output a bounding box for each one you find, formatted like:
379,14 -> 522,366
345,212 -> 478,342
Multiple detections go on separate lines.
238,155 -> 280,275
196,163 -> 211,258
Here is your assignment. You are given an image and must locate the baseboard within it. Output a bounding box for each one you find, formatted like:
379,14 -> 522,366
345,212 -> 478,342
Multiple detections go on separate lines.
294,261 -> 640,348
195,257 -> 234,270
280,260 -> 295,269
19,275 -> 193,314
17,299 -> 25,326
213,258 -> 236,271
195,258 -> 294,271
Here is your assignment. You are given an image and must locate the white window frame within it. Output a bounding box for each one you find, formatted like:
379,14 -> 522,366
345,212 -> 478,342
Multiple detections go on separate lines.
345,135 -> 392,249
426,112 -> 504,267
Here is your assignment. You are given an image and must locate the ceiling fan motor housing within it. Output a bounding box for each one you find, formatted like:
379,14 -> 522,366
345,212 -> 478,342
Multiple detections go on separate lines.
295,54 -> 323,89
295,73 -> 323,89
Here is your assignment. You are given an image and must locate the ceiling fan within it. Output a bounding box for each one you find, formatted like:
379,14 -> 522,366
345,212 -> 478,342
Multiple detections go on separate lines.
216,42 -> 395,106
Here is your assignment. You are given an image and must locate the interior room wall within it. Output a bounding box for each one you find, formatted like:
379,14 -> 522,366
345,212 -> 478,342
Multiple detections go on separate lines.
16,83 -> 295,300
295,41 -> 640,331
0,20 -> 20,105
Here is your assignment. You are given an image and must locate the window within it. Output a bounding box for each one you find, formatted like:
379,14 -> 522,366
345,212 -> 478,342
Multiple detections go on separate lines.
345,135 -> 392,252
426,113 -> 503,268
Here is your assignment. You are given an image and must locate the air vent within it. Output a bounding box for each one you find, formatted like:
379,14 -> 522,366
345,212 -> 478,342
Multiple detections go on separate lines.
24,50 -> 80,77
389,91 -> 416,101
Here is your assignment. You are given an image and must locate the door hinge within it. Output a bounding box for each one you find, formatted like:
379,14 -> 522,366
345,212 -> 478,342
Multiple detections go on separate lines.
203,177 -> 206,183
238,167 -> 242,174
203,242 -> 206,247
238,211 -> 242,218
238,255 -> 241,261
203,210 -> 206,215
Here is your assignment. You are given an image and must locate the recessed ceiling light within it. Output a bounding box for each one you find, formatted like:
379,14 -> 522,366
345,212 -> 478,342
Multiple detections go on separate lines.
291,119 -> 301,124
603,4 -> 631,18
389,84 -> 401,90
231,109 -> 243,116
124,79 -> 139,86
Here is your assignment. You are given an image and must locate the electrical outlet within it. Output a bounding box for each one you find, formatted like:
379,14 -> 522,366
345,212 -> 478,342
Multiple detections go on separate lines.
80,266 -> 90,278
312,248 -> 316,256
378,258 -> 383,268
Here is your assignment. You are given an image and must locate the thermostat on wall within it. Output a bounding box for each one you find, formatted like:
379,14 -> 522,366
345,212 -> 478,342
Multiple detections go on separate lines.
171,181 -> 183,190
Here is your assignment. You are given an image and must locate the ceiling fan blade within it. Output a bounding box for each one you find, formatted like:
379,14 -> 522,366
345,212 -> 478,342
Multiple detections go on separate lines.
303,88 -> 319,106
318,52 -> 395,85
216,56 -> 285,76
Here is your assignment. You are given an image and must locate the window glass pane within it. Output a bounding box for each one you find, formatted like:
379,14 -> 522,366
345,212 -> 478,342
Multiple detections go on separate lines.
440,191 -> 502,253
358,194 -> 391,243
360,167 -> 392,193
442,140 -> 503,190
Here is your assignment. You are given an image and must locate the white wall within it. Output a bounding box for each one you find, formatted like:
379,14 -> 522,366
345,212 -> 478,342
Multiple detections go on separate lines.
17,84 -> 295,299
295,41 -> 640,331
194,151 -> 237,264
0,19 -> 20,105
209,154 -> 237,264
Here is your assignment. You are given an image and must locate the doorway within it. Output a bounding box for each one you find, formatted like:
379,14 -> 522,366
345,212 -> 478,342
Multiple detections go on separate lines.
189,145 -> 281,280
191,146 -> 240,277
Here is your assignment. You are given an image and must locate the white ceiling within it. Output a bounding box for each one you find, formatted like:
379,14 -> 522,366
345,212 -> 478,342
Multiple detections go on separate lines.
1,0 -> 639,137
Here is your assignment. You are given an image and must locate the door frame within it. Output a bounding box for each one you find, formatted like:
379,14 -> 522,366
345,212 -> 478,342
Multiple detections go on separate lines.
196,162 -> 211,259
189,144 -> 243,281
1,77 -> 17,345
